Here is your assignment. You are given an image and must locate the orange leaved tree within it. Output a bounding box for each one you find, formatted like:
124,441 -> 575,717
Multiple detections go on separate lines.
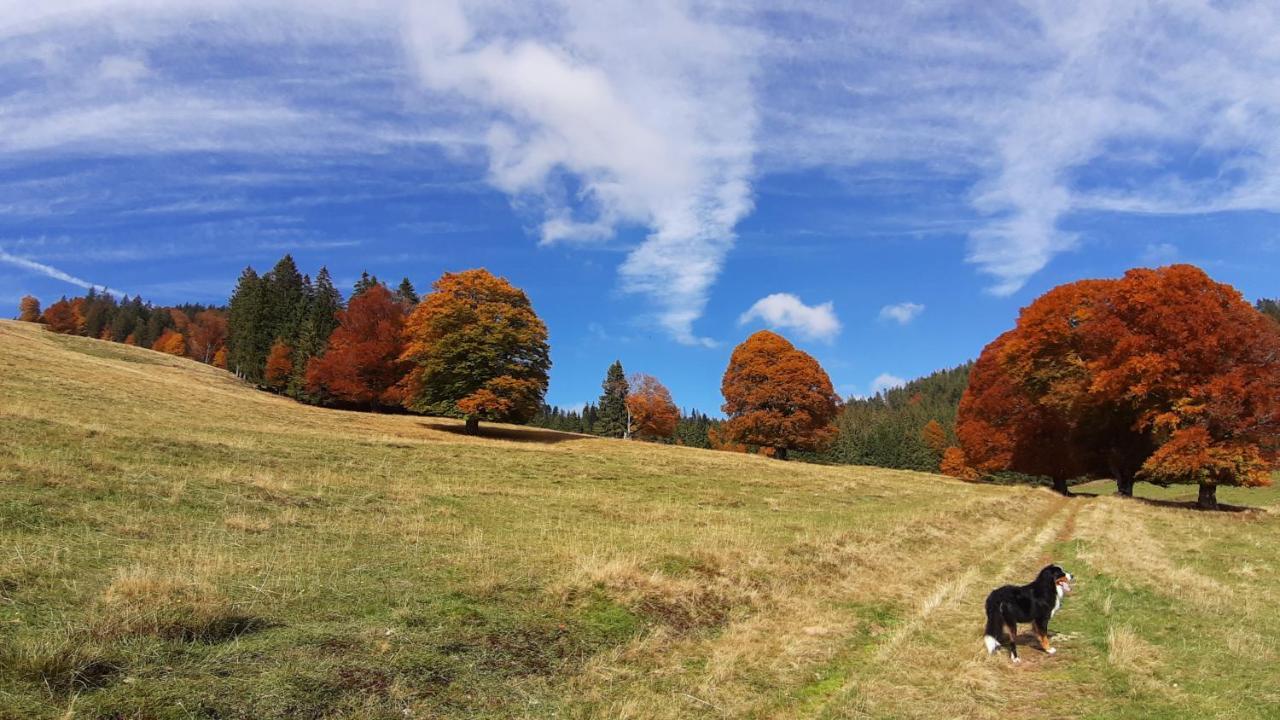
18,295 -> 41,322
626,373 -> 678,441
400,269 -> 550,434
957,265 -> 1280,507
720,330 -> 841,460
212,347 -> 229,369
305,284 -> 407,409
41,297 -> 83,334
187,310 -> 227,364
153,329 -> 187,356
264,340 -> 294,390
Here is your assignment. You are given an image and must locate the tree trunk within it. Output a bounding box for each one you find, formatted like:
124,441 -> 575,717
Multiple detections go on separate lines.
775,447 -> 788,461
464,417 -> 479,435
1051,476 -> 1070,496
1197,483 -> 1218,510
1115,474 -> 1135,497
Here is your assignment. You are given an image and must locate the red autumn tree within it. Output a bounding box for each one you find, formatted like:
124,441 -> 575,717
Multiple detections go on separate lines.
41,297 -> 82,334
400,269 -> 550,434
720,330 -> 841,460
305,284 -> 408,408
18,295 -> 41,322
625,373 -> 678,441
957,265 -> 1280,508
152,329 -> 187,356
186,310 -> 228,364
264,340 -> 294,390
939,446 -> 974,479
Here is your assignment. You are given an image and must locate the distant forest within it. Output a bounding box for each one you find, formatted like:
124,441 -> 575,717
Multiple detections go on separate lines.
15,267 -> 1277,477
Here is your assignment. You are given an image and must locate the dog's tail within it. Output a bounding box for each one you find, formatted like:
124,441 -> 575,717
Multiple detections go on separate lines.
982,604 -> 1003,654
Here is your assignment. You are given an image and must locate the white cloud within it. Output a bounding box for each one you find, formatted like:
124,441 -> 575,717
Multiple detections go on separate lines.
6,1 -> 1280,330
738,293 -> 840,342
403,0 -> 756,346
869,372 -> 906,396
0,247 -> 123,296
757,2 -> 1280,295
878,301 -> 924,325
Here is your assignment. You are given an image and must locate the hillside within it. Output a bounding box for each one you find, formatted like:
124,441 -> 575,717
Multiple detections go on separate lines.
2,318 -> 1278,719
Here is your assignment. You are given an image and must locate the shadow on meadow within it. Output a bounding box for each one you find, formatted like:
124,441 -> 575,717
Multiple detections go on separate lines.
419,421 -> 588,445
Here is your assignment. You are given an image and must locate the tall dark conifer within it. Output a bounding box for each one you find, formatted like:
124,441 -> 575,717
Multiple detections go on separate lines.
596,360 -> 630,438
353,271 -> 381,297
228,267 -> 267,380
395,277 -> 419,307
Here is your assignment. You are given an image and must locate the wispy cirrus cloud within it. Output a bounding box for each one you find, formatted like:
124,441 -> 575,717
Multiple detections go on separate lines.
739,293 -> 840,342
5,0 -> 1280,335
404,0 -> 756,346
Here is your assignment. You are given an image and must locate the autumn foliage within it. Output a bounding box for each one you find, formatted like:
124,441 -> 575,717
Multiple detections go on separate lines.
400,269 -> 550,433
153,329 -> 187,356
18,295 -> 41,322
304,284 -> 407,408
264,340 -> 294,390
720,330 -> 841,459
41,297 -> 84,334
957,265 -> 1280,507
626,373 -> 678,441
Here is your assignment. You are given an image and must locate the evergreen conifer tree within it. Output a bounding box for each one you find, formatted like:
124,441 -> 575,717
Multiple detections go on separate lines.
395,277 -> 419,306
596,361 -> 630,438
353,271 -> 381,297
227,267 -> 267,380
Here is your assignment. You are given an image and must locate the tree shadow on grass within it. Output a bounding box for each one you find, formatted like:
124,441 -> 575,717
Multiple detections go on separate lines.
1072,489 -> 1257,513
420,422 -> 589,445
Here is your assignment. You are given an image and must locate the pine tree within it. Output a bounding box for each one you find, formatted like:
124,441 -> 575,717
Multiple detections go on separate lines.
353,271 -> 381,297
395,277 -> 419,307
263,255 -> 307,348
596,361 -> 630,438
290,266 -> 344,397
227,267 -> 267,380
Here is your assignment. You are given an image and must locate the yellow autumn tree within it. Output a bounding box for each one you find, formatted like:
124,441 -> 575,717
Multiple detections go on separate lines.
400,269 -> 550,434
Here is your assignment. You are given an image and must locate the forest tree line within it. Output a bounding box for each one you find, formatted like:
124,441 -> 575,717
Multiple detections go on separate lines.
15,260 -> 1280,504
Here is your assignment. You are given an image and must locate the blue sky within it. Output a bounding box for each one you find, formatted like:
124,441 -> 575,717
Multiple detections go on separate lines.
1,1 -> 1278,414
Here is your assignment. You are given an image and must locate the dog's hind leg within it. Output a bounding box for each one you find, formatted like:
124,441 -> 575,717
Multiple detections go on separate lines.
1005,622 -> 1019,662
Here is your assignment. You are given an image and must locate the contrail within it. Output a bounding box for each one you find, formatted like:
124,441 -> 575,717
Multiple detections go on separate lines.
0,247 -> 125,298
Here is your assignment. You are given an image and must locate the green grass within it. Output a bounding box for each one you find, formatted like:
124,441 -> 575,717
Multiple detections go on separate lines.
2,319 -> 1278,719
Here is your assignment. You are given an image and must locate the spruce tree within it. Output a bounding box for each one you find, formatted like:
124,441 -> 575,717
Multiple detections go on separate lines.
596,361 -> 630,438
353,271 -> 381,297
263,254 -> 306,347
227,267 -> 267,380
395,277 -> 419,306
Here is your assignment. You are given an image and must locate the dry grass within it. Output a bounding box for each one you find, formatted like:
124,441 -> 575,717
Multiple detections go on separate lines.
2,319 -> 1279,719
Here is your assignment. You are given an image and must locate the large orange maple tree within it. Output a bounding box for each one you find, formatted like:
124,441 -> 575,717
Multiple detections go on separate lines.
720,330 -> 841,460
957,265 -> 1280,508
399,269 -> 550,434
304,284 -> 407,409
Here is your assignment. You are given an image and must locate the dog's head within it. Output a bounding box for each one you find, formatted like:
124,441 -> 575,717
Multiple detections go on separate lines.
1039,564 -> 1074,594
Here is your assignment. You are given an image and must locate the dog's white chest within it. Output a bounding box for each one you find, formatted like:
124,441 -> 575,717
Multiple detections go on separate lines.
1051,584 -> 1063,617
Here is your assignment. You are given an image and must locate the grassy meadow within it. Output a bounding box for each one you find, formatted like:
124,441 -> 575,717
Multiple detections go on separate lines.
1,318 -> 1278,719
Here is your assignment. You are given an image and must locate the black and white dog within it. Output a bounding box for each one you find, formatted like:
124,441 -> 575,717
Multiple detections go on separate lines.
982,564 -> 1073,662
